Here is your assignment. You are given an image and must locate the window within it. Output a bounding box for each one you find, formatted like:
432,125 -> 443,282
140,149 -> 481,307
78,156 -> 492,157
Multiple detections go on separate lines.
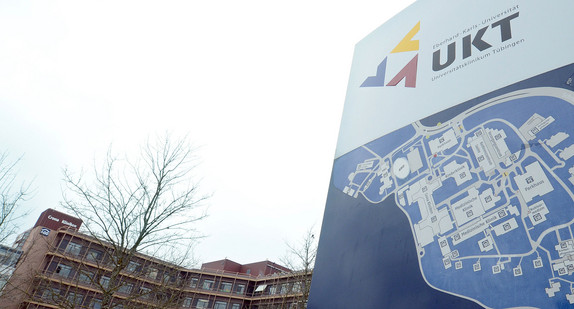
214,301 -> 227,309
234,284 -> 245,294
139,286 -> 151,299
99,276 -> 110,289
41,288 -> 61,300
118,282 -> 134,294
67,292 -> 84,306
127,261 -> 139,272
269,285 -> 277,295
220,282 -> 232,293
189,277 -> 198,288
89,298 -> 102,309
254,284 -> 267,292
280,283 -> 289,295
127,261 -> 141,273
196,299 -> 209,308
201,279 -> 214,290
155,292 -> 168,302
182,297 -> 193,308
231,304 -> 241,309
292,282 -> 302,293
65,242 -> 82,256
55,264 -> 72,278
86,248 -> 103,262
78,270 -> 94,284
146,267 -> 158,280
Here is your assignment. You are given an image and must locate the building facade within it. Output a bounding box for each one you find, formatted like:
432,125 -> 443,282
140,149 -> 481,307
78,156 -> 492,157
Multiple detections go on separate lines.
1,209 -> 311,309
0,244 -> 22,295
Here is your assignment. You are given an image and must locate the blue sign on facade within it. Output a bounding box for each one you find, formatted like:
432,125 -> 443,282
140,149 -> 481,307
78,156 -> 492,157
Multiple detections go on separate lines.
40,228 -> 50,236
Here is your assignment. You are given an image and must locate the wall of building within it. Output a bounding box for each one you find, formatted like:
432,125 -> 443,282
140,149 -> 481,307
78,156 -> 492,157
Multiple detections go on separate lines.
1,210 -> 311,309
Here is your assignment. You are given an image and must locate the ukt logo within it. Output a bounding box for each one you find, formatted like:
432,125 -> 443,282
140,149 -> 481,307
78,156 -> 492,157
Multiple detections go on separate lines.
361,22 -> 420,88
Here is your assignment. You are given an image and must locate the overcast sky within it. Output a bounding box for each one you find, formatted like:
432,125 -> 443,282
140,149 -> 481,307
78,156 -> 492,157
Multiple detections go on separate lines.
0,0 -> 414,266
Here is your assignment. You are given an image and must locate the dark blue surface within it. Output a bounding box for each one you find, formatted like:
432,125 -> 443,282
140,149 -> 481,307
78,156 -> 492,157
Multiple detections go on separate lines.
308,181 -> 484,308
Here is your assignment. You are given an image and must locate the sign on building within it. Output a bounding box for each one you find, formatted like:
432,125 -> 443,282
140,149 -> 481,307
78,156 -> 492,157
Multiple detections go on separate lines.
310,1 -> 574,308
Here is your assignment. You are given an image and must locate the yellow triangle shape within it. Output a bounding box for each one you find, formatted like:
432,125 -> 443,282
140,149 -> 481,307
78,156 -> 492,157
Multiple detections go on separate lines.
391,22 -> 420,53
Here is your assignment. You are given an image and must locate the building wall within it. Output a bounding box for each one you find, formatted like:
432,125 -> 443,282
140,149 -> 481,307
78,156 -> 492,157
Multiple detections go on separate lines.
240,261 -> 291,277
2,227 -> 311,309
202,259 -> 292,279
33,209 -> 83,231
2,226 -> 59,308
0,244 -> 22,296
201,259 -> 243,274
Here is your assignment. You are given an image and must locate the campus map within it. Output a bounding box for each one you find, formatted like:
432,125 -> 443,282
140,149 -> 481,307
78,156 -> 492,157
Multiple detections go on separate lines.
333,86 -> 574,308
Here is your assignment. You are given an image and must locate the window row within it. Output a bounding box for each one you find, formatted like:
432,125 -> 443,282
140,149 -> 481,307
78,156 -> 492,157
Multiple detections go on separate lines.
182,298 -> 241,309
52,262 -> 158,297
60,239 -> 256,297
256,282 -> 303,296
38,287 -> 121,309
38,287 -> 242,309
255,303 -> 300,309
189,277 -> 245,294
63,241 -> 105,262
60,240 -> 178,282
51,260 -> 251,300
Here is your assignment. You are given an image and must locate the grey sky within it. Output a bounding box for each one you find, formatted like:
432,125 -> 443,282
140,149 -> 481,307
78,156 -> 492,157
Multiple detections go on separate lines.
0,0 -> 414,265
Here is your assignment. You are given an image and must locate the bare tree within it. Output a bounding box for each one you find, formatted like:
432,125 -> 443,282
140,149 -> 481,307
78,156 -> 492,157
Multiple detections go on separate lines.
0,151 -> 31,297
281,228 -> 317,308
0,151 -> 31,243
59,135 -> 208,308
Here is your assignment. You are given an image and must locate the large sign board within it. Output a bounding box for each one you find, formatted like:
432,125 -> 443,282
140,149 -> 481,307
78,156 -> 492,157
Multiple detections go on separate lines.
309,1 -> 574,308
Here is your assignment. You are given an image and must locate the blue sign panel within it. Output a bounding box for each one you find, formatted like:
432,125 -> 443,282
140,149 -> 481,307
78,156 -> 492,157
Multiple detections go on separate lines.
40,227 -> 50,236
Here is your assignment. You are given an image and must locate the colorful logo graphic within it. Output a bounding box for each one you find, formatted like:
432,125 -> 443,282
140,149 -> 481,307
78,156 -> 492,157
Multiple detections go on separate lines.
361,22 -> 420,88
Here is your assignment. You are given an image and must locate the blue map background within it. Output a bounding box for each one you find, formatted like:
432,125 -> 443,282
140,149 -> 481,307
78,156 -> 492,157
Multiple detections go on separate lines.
308,184 -> 484,308
309,64 -> 574,308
